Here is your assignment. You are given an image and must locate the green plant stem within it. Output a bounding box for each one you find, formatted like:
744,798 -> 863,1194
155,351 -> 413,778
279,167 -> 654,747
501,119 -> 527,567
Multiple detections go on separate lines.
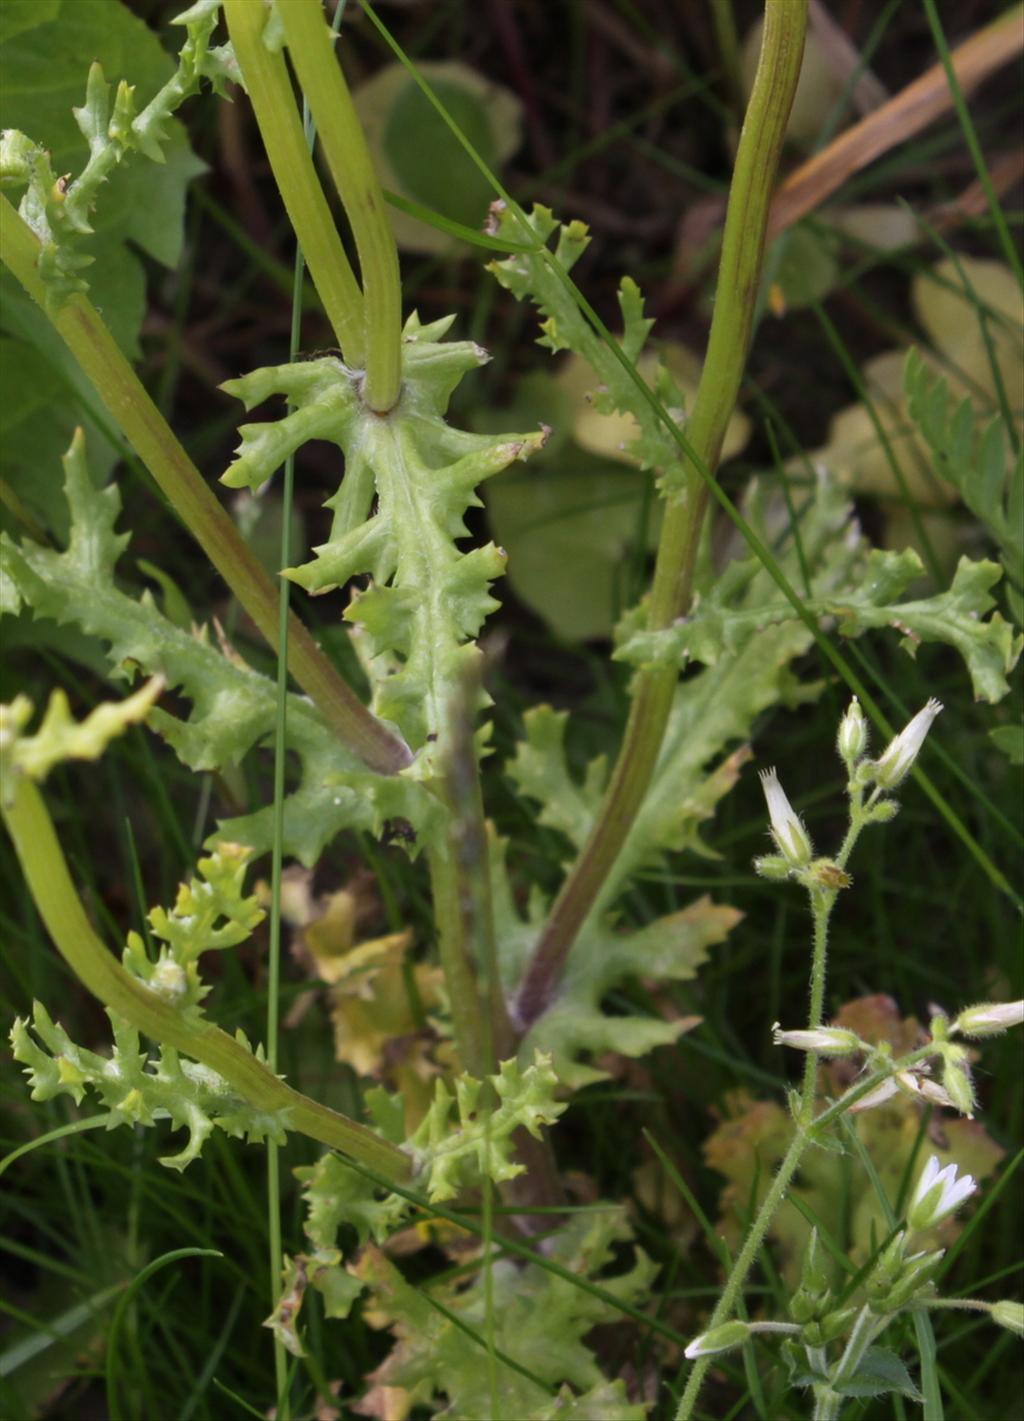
799,797 -> 869,1119
443,675 -> 513,1072
263,67 -> 329,1412
0,194 -> 411,777
677,1128 -> 807,1420
223,0 -> 364,366
428,846 -> 488,1078
1,775 -> 413,1184
799,889 -> 833,1119
814,1304 -> 884,1421
278,0 -> 402,411
675,792 -> 897,1421
514,0 -> 809,1030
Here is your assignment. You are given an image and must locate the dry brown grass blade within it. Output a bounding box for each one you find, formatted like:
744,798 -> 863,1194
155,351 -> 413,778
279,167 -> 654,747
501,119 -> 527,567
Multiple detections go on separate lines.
928,147 -> 1024,232
768,3 -> 1024,240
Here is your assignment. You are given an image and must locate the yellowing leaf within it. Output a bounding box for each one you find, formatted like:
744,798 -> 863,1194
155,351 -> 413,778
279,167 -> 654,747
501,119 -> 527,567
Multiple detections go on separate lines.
559,345 -> 751,469
912,256 -> 1023,405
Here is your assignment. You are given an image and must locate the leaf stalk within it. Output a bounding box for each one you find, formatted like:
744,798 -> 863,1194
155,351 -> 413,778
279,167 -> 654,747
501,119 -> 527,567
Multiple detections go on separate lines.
223,0 -> 366,365
0,194 -> 411,776
2,775 -> 412,1184
278,0 -> 403,412
514,0 -> 809,1029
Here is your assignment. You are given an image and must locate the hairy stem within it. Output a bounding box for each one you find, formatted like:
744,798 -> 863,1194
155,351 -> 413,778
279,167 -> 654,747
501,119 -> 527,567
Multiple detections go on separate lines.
814,1305 -> 884,1421
677,1129 -> 807,1420
223,0 -> 365,366
278,0 -> 402,411
799,889 -> 833,1120
2,775 -> 412,1183
0,195 -> 411,776
514,0 -> 808,1029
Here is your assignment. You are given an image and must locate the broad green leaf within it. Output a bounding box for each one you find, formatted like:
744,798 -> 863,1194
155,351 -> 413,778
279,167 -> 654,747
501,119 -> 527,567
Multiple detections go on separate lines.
834,1346 -> 923,1401
0,0 -> 208,525
0,0 -> 59,44
989,724 -> 1024,764
353,61 -> 522,254
486,455 -> 657,642
769,224 -> 838,310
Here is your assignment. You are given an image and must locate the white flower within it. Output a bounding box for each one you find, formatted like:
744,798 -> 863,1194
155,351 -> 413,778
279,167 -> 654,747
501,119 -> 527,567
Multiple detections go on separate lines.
772,1023 -> 863,1056
758,768 -> 812,867
848,1076 -> 900,1112
954,1001 -> 1024,1038
908,1155 -> 976,1230
848,1070 -> 954,1113
872,699 -> 943,788
684,1320 -> 750,1360
837,697 -> 868,765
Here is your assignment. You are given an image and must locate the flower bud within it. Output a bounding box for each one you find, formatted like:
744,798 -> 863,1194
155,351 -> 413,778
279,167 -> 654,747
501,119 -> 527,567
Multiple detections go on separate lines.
953,1001 -> 1024,1038
849,1076 -> 900,1112
866,1231 -> 907,1299
907,1156 -> 976,1231
684,1320 -> 750,1359
871,699 -> 943,789
754,854 -> 791,881
789,1287 -> 820,1325
800,1228 -> 830,1297
818,1305 -> 858,1343
837,697 -> 868,765
758,768 -> 812,867
772,1023 -> 863,1057
151,957 -> 187,1002
882,1249 -> 944,1311
941,1054 -> 976,1117
991,1301 -> 1024,1337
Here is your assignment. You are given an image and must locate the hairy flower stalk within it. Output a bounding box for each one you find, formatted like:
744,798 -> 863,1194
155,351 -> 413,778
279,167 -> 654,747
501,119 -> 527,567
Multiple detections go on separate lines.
676,686 -> 953,1420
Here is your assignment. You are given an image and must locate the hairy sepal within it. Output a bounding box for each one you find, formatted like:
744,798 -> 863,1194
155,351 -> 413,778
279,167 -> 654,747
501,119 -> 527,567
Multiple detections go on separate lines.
221,314 -> 547,758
